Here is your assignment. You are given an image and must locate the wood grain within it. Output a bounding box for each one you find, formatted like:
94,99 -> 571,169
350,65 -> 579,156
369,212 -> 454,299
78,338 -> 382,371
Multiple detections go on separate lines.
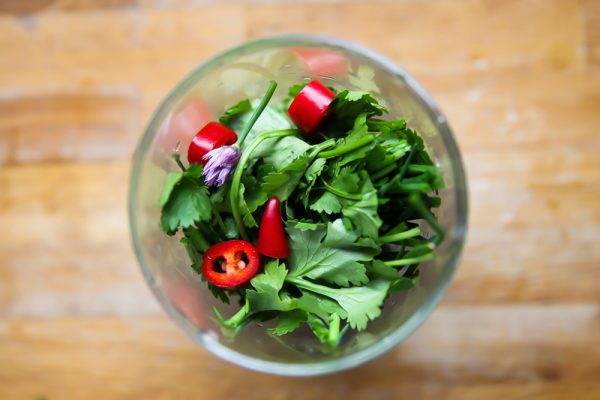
0,305 -> 598,399
246,0 -> 585,75
0,90 -> 140,165
0,0 -> 599,398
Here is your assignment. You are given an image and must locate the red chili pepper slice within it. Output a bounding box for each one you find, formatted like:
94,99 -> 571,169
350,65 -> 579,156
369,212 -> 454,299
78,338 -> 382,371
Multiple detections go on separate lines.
202,240 -> 260,289
287,80 -> 335,135
257,196 -> 289,259
187,121 -> 238,165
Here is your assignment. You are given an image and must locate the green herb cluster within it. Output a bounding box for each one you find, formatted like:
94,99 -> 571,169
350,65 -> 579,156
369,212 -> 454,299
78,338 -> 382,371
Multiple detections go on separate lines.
159,84 -> 444,347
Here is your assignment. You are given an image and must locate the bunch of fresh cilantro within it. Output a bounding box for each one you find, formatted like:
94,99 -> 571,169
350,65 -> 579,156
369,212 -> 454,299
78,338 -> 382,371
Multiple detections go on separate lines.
159,83 -> 444,348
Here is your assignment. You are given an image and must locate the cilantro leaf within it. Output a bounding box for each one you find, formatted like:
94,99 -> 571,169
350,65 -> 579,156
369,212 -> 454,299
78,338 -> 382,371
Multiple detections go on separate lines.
261,155 -> 309,201
229,103 -> 294,159
291,277 -> 391,330
270,310 -> 307,336
219,99 -> 252,125
286,219 -> 326,231
240,174 -> 269,214
329,167 -> 360,193
340,172 -> 382,239
302,157 -> 328,208
262,136 -> 311,170
337,114 -> 377,165
160,165 -> 211,235
309,191 -> 342,214
246,260 -> 295,312
287,219 -> 378,287
159,173 -> 184,208
296,291 -> 347,321
328,90 -> 387,129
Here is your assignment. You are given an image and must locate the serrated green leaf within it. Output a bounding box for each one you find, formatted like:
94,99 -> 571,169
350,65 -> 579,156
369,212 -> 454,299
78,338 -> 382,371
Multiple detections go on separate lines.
310,191 -> 342,214
296,291 -> 347,321
269,310 -> 307,336
287,219 -> 326,231
286,219 -> 377,287
292,277 -> 390,330
160,179 -> 211,235
246,260 -> 295,312
219,98 -> 251,125
159,172 -> 183,208
305,157 -> 327,183
261,155 -> 309,201
330,167 -> 360,193
263,136 -> 311,171
330,90 -> 387,126
340,171 -> 382,239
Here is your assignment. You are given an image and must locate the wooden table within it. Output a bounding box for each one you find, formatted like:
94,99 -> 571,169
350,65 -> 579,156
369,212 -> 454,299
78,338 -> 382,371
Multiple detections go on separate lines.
1,1 -> 599,398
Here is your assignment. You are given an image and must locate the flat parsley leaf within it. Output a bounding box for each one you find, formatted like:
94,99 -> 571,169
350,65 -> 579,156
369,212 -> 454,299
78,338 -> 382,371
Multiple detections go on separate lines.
261,155 -> 309,201
287,219 -> 378,287
340,171 -> 382,239
337,114 -> 377,165
329,90 -> 387,127
296,291 -> 347,321
263,136 -> 311,170
219,99 -> 251,125
160,164 -> 211,235
270,310 -> 307,336
325,280 -> 389,330
246,260 -> 295,312
292,277 -> 391,330
310,191 -> 342,214
229,103 -> 294,159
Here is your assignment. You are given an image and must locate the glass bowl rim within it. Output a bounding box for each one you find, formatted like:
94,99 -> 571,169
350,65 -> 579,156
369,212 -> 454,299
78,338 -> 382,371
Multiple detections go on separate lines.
128,33 -> 469,376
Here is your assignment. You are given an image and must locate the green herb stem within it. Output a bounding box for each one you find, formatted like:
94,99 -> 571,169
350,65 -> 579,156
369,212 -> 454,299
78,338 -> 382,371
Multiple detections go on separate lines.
371,162 -> 397,181
184,228 -> 210,252
173,153 -> 186,172
391,182 -> 432,193
328,313 -> 340,346
317,135 -> 374,159
370,153 -> 405,175
379,227 -> 421,243
309,139 -> 337,159
287,277 -> 337,297
383,252 -> 434,267
408,193 -> 445,244
397,148 -> 415,180
236,81 -> 278,146
212,208 -> 227,233
322,180 -> 363,201
230,129 -> 298,240
214,298 -> 250,329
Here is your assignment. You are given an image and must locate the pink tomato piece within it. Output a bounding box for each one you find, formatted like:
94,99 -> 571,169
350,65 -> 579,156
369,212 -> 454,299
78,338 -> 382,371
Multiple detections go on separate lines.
293,47 -> 349,77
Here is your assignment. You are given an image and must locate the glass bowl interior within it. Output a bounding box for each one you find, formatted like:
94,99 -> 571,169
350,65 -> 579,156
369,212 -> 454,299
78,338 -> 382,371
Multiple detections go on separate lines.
129,34 -> 467,376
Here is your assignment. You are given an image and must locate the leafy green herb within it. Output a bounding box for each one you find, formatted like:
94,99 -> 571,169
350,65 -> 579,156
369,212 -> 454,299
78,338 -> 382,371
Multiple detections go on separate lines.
286,219 -> 378,287
219,99 -> 252,125
160,79 -> 445,349
160,164 -> 211,235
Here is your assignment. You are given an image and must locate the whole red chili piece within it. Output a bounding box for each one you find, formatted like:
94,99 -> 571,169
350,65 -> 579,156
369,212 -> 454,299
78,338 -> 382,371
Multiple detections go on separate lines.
287,80 -> 335,135
202,240 -> 261,289
257,196 -> 289,259
187,121 -> 238,165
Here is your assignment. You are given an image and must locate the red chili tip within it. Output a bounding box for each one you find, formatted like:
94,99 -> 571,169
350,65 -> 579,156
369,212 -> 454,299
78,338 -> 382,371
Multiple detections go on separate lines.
287,80 -> 335,135
187,121 -> 238,165
257,196 -> 290,259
